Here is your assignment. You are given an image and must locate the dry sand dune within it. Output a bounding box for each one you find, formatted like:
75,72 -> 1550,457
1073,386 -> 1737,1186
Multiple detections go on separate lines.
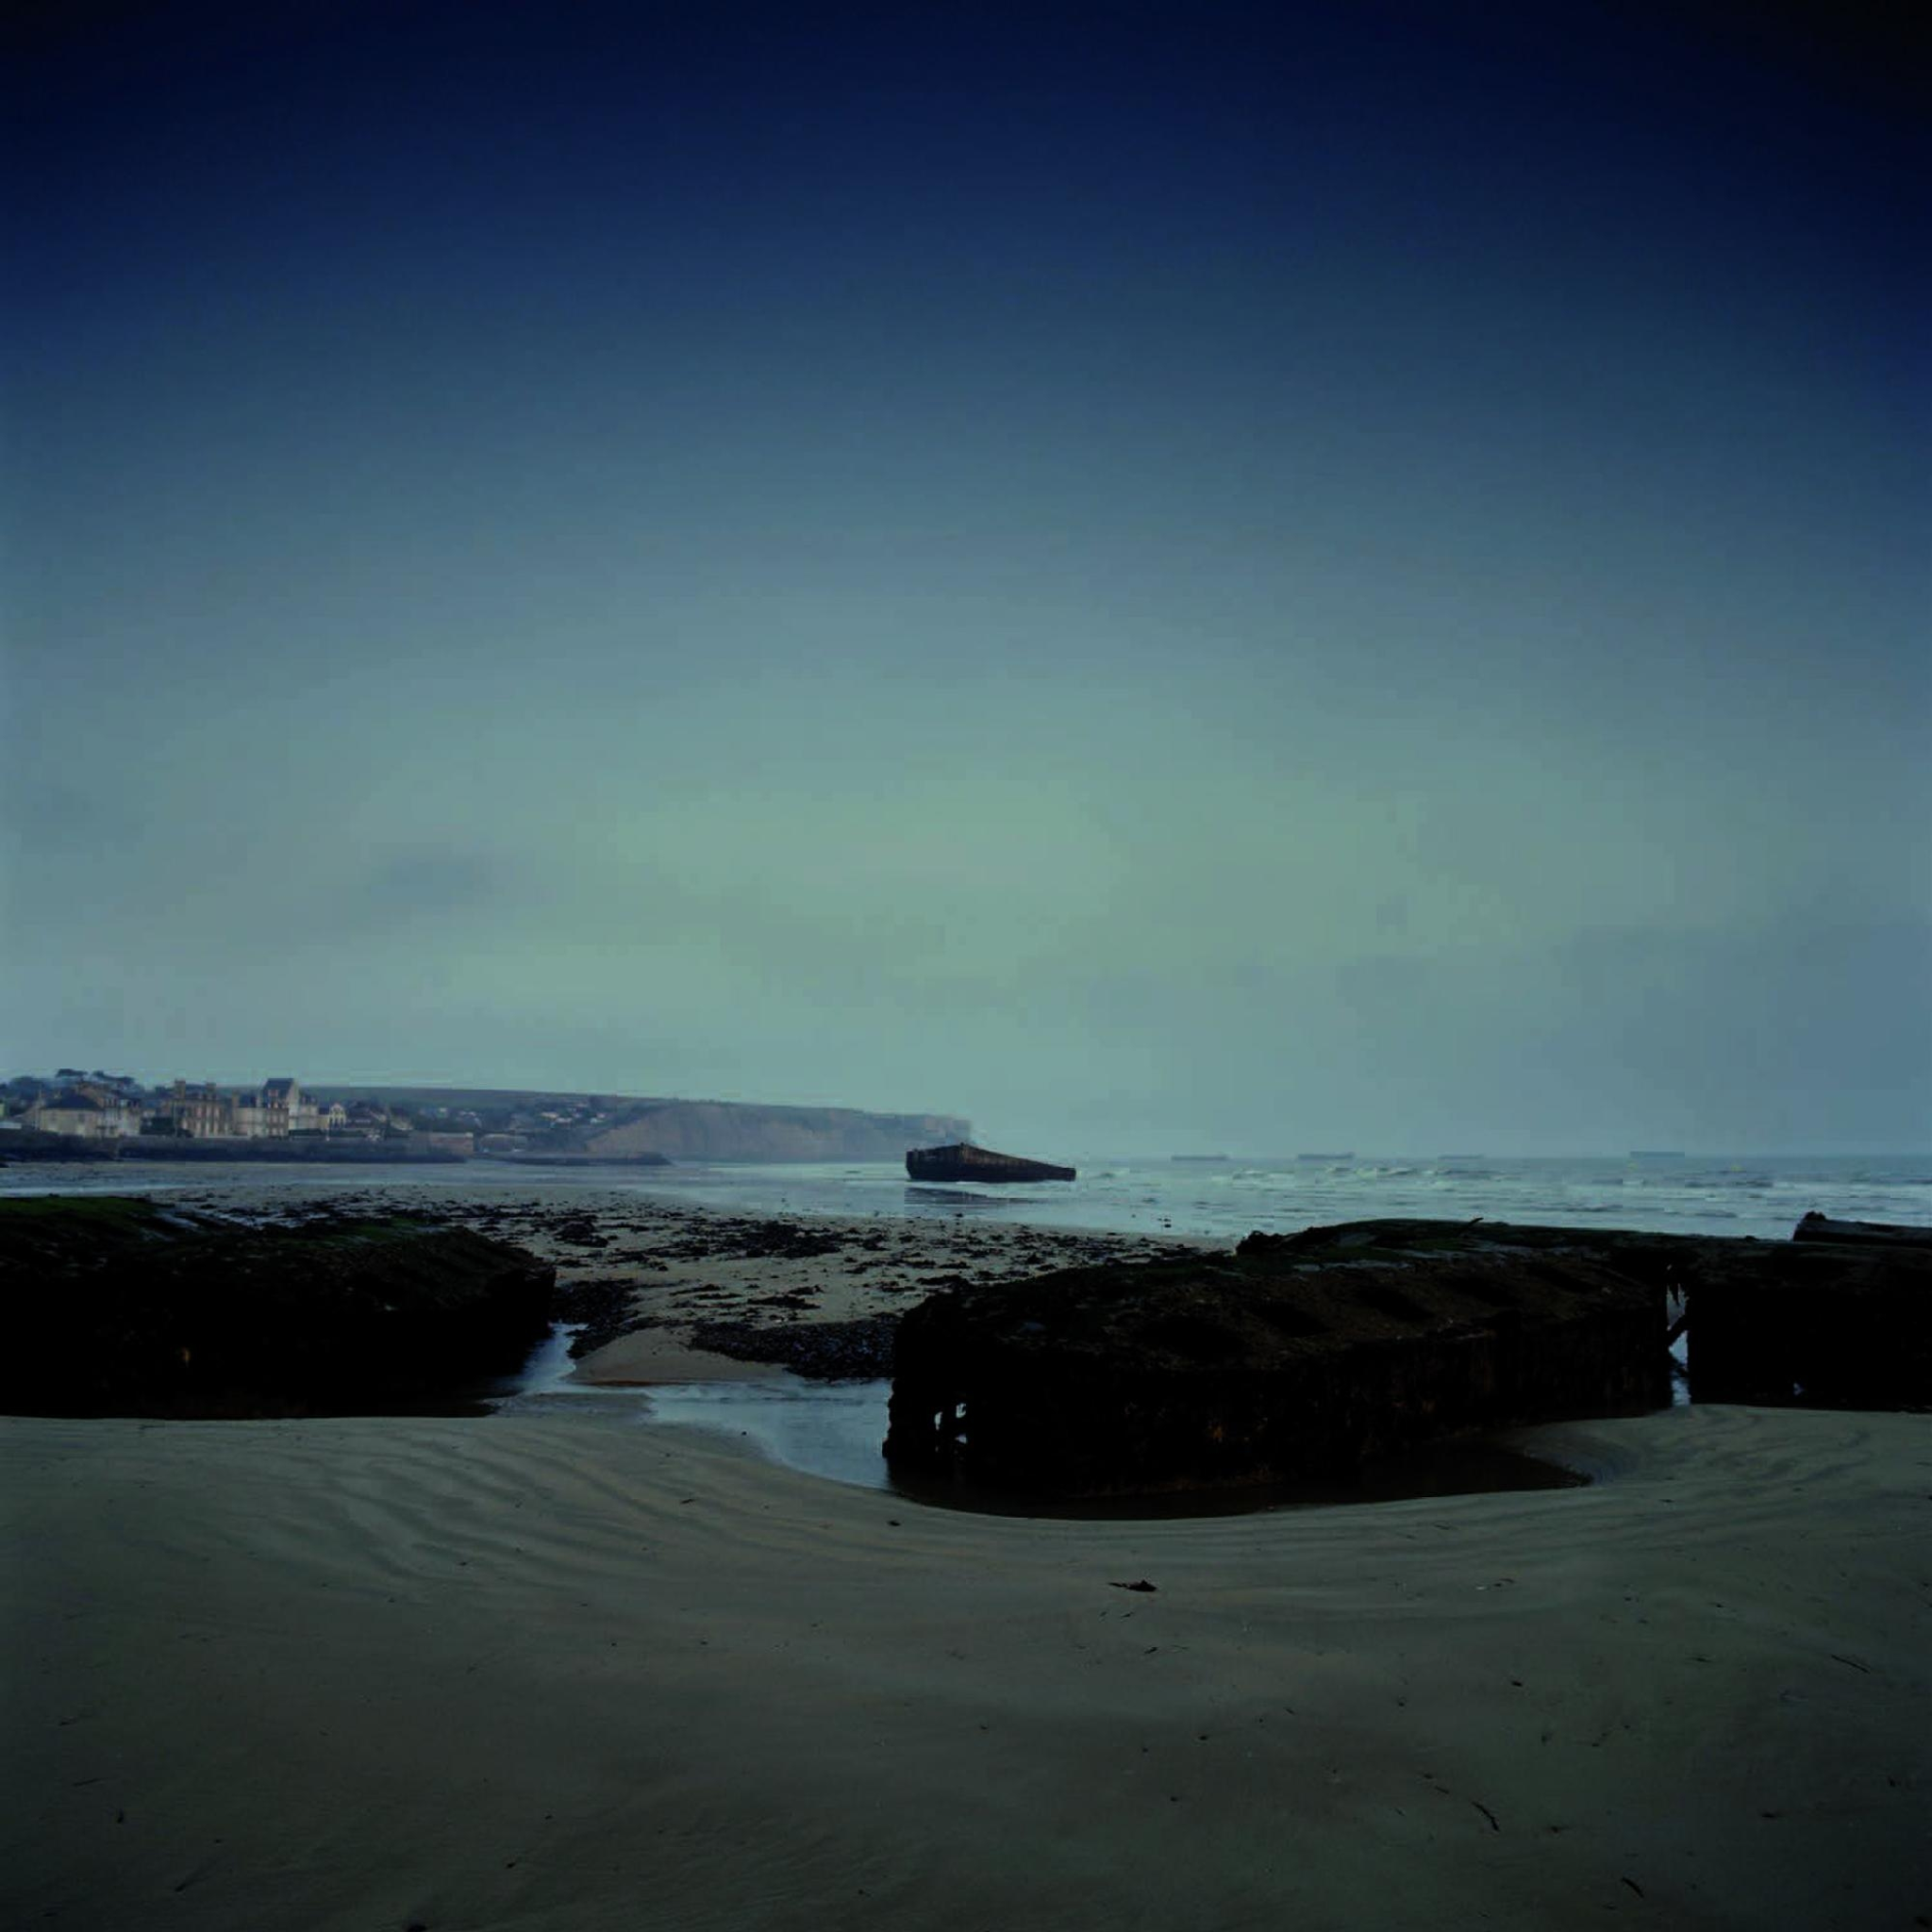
6,1400 -> 1929,1931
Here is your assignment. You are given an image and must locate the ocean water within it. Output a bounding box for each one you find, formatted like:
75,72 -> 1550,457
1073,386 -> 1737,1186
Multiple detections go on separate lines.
3,1150 -> 1925,1245
622,1151 -> 1932,1244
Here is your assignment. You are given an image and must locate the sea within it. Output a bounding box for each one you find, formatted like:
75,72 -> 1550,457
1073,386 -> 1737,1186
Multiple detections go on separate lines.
2,1150 -> 1925,1245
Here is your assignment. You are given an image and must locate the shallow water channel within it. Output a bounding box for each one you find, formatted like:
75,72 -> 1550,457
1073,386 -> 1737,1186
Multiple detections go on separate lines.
496,1326 -> 1596,1519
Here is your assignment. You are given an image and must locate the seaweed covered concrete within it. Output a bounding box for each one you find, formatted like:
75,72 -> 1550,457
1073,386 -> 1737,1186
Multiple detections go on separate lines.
885,1220 -> 1669,1497
0,1196 -> 555,1417
884,1216 -> 1932,1499
1678,1232 -> 1931,1405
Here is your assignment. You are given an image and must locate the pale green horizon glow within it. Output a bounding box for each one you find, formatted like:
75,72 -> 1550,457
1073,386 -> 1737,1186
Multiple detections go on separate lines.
4,6 -> 1926,1154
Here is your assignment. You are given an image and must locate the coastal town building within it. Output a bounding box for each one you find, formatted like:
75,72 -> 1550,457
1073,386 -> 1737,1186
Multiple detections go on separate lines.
229,1077 -> 324,1139
23,1090 -> 142,1140
158,1080 -> 233,1138
127,1077 -> 357,1141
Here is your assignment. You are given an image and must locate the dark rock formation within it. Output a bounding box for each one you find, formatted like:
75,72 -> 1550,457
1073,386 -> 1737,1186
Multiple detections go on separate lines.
885,1220 -> 1666,1497
0,1197 -> 555,1417
905,1142 -> 1076,1183
688,1313 -> 900,1380
554,1275 -> 646,1357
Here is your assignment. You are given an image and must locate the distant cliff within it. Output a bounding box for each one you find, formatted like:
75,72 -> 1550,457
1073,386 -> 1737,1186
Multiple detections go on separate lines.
299,1086 -> 974,1163
581,1102 -> 972,1163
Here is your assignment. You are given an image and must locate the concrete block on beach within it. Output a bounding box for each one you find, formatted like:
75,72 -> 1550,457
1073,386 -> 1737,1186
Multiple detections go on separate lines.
885,1214 -> 1932,1498
886,1220 -> 1671,1498
0,1195 -> 554,1417
1685,1219 -> 1932,1405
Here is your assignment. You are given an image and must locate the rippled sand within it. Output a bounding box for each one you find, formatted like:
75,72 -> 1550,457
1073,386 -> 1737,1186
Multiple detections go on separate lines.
6,1401 -> 1928,1930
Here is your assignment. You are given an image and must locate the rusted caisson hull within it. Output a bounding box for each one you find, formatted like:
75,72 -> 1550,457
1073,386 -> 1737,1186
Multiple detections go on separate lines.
906,1142 -> 1076,1183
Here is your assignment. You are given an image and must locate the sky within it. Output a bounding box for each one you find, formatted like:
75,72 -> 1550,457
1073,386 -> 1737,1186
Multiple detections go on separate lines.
3,0 -> 1927,1154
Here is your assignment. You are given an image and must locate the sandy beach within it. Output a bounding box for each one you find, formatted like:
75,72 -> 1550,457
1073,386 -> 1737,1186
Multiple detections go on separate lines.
4,1403 -> 1928,1930
4,1193 -> 1930,1930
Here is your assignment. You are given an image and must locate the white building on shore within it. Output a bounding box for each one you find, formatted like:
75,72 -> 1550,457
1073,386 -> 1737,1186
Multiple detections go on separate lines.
229,1077 -> 324,1138
23,1090 -> 143,1140
8,1074 -> 364,1142
154,1077 -> 342,1140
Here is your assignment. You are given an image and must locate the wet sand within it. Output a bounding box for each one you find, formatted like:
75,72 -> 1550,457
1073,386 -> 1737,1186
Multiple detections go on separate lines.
5,1403 -> 1929,1930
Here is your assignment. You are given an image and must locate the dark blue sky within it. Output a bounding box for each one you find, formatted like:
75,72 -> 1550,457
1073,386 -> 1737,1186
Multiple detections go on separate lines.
5,2 -> 1926,1150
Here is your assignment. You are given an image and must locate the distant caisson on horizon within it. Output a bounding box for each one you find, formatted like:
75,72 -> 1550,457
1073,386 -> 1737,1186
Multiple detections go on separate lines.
906,1142 -> 1076,1184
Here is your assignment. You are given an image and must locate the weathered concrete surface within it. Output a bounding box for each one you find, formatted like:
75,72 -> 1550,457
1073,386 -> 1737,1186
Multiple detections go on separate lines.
1681,1226 -> 1931,1405
905,1142 -> 1076,1183
885,1220 -> 1668,1498
1792,1210 -> 1932,1248
1188,1217 -> 1932,1411
884,1216 -> 1932,1498
0,1197 -> 554,1417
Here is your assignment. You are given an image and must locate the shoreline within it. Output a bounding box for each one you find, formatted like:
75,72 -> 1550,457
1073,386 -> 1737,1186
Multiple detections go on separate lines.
6,1152 -> 1925,1257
